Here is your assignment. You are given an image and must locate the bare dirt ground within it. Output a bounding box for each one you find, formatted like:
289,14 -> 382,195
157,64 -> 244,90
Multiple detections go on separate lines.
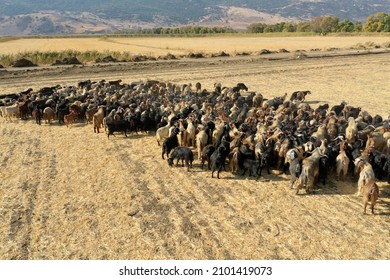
0,50 -> 390,260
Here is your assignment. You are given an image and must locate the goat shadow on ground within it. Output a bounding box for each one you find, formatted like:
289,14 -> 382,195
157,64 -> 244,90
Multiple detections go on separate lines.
309,179 -> 358,196
32,120 -> 89,127
305,100 -> 325,105
190,165 -> 290,183
64,123 -> 87,128
35,122 -> 64,127
376,185 -> 390,216
107,133 -> 154,140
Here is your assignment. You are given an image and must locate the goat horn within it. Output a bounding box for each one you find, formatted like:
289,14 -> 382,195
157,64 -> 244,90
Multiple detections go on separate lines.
331,135 -> 344,141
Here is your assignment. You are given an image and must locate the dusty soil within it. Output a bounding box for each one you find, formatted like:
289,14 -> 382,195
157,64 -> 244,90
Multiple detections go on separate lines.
0,50 -> 390,260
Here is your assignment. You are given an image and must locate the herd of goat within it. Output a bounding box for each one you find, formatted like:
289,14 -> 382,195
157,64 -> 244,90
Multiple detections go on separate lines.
1,79 -> 389,214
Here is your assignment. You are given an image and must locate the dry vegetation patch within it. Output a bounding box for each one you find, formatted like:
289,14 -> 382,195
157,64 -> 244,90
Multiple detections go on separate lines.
0,35 -> 389,66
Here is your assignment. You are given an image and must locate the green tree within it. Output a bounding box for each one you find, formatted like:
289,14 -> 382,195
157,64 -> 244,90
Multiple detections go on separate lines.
383,15 -> 390,32
310,17 -> 323,33
296,21 -> 311,32
320,16 -> 339,34
353,22 -> 363,32
199,26 -> 208,34
246,23 -> 267,33
337,18 -> 354,32
364,12 -> 389,32
282,22 -> 296,32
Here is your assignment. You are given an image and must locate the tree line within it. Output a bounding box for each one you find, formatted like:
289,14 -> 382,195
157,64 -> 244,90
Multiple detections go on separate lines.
247,12 -> 390,34
115,26 -> 236,35
115,12 -> 389,35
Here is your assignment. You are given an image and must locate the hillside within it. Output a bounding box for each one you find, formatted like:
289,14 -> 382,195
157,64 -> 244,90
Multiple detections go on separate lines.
0,0 -> 389,35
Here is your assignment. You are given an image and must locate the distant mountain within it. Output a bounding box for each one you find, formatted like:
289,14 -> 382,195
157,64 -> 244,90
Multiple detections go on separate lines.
0,0 -> 389,35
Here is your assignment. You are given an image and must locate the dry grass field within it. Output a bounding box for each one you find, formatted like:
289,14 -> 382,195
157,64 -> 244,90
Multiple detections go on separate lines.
0,36 -> 390,260
1,35 -> 390,57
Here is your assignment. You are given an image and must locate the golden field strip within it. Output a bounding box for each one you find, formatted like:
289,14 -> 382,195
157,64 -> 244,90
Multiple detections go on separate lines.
0,35 -> 390,57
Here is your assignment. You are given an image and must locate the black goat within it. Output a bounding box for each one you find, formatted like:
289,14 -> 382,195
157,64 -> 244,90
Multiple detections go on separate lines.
219,136 -> 231,170
318,146 -> 333,185
290,160 -> 301,188
56,99 -> 70,124
162,127 -> 180,159
344,106 -> 361,119
242,159 -> 261,179
255,141 -> 272,176
32,105 -> 42,125
290,90 -> 311,102
330,101 -> 347,116
203,121 -> 215,145
232,83 -> 248,93
210,146 -> 227,179
107,120 -> 131,139
315,103 -> 329,113
369,150 -> 387,180
258,149 -> 272,177
318,155 -> 330,185
78,79 -> 92,89
201,144 -> 216,170
167,146 -> 193,171
383,157 -> 390,183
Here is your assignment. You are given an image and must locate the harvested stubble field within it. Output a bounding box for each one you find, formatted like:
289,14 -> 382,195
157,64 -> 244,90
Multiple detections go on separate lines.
0,36 -> 390,260
1,35 -> 390,57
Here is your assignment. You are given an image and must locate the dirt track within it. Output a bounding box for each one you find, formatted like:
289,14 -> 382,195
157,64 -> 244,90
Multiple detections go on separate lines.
0,51 -> 390,260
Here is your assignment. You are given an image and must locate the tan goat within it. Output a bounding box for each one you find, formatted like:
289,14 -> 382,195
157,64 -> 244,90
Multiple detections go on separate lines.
336,141 -> 350,181
356,159 -> 376,196
156,121 -> 171,146
186,118 -> 196,147
345,117 -> 358,144
212,121 -> 225,147
366,131 -> 387,153
196,130 -> 208,161
43,107 -> 55,124
229,147 -> 241,174
363,181 -> 379,214
296,148 -> 322,194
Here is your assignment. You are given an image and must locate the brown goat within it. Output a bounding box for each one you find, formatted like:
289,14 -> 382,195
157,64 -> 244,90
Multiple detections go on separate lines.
64,111 -> 78,127
107,79 -> 122,86
85,107 -> 98,124
93,106 -> 105,133
363,181 -> 379,214
296,148 -> 322,194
